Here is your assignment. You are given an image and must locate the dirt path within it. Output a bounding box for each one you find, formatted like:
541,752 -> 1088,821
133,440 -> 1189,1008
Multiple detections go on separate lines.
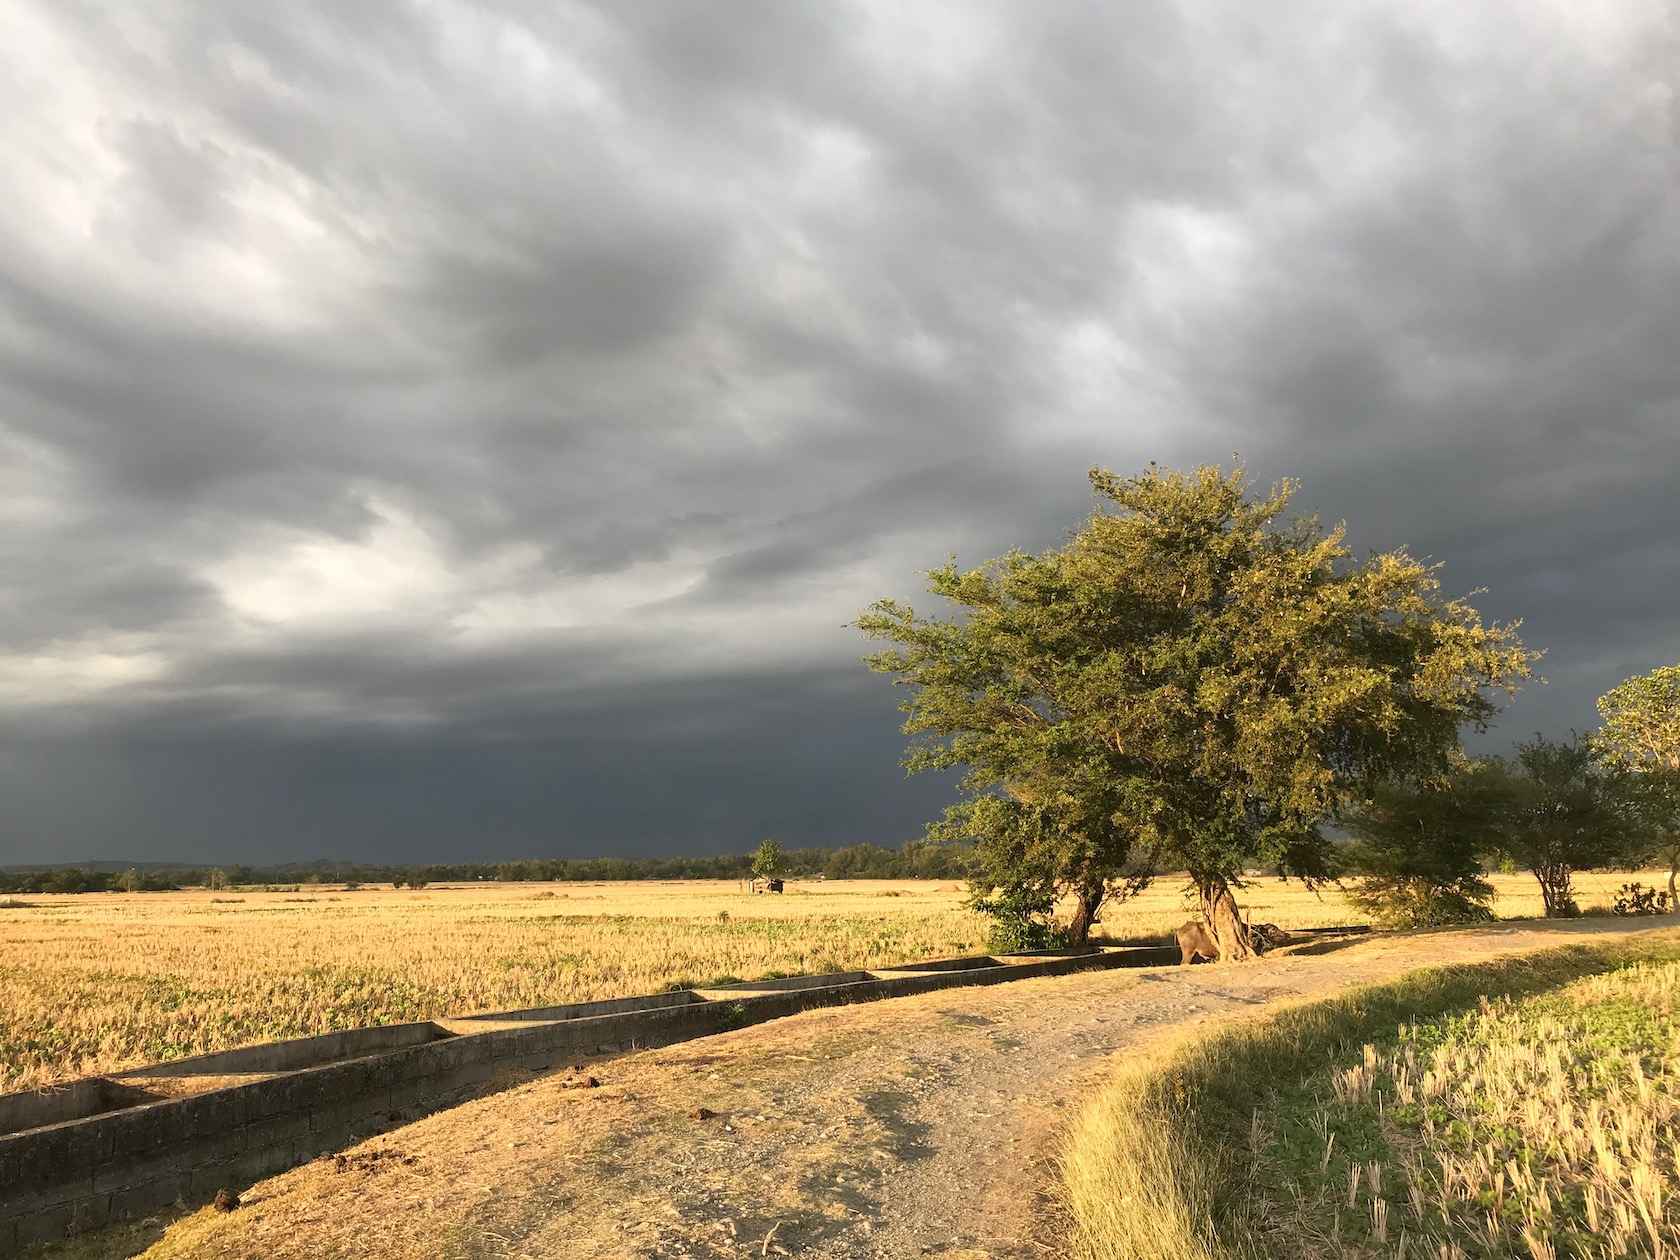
128,919 -> 1675,1260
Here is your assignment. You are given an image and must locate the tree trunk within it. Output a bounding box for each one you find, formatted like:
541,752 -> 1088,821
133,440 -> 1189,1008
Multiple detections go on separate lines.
1198,878 -> 1254,961
1668,854 -> 1677,912
1067,878 -> 1106,945
1535,863 -> 1577,918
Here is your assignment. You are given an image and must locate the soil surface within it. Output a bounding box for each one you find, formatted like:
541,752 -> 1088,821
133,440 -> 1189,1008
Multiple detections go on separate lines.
119,918 -> 1674,1260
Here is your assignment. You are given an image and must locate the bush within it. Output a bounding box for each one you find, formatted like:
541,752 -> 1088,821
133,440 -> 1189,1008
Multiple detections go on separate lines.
969,882 -> 1069,953
1344,874 -> 1497,929
1613,881 -> 1673,915
1341,767 -> 1500,929
714,1002 -> 750,1033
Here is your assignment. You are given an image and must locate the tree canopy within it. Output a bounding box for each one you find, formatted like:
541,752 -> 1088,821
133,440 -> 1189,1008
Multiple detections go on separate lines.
1596,665 -> 1680,905
861,463 -> 1534,956
751,839 -> 786,879
1489,735 -> 1637,916
1596,665 -> 1680,772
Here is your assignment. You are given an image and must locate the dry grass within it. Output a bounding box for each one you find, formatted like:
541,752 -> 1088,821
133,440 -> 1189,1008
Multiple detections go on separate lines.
0,880 -> 981,1091
0,869 -> 1663,1092
1059,930 -> 1680,1260
29,918 -> 1671,1260
1062,1036 -> 1224,1260
1099,868 -> 1654,941
1328,962 -> 1680,1258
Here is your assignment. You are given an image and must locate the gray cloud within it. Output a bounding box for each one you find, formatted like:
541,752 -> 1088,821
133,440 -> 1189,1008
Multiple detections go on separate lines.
0,1 -> 1676,862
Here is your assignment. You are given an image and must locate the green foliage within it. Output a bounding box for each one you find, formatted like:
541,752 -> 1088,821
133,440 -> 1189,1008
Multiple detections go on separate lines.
1613,881 -> 1672,915
1595,663 -> 1680,772
1596,665 -> 1680,906
967,878 -> 1070,953
751,839 -> 786,878
1491,734 -> 1638,916
1625,767 -> 1680,900
1343,869 -> 1494,930
1342,759 -> 1501,927
861,462 -> 1533,944
45,868 -> 101,894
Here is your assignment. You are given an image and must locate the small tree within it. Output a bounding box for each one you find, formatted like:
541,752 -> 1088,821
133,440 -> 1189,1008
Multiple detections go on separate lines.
1493,736 -> 1635,916
950,792 -> 1157,948
1596,665 -> 1680,907
967,874 -> 1065,953
751,840 -> 785,880
1342,758 -> 1501,928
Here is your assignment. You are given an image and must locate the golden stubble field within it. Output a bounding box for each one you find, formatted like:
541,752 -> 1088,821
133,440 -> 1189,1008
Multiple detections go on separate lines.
0,871 -> 1662,1092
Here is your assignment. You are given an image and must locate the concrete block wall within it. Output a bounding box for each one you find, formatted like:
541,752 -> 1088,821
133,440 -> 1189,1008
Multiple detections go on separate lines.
0,929 -> 1366,1252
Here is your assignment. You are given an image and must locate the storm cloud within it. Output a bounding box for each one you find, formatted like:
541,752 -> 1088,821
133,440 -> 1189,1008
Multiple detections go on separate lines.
1,1 -> 1676,862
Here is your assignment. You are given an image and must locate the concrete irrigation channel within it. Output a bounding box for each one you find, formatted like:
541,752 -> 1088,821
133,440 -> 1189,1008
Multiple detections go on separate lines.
0,929 -> 1364,1251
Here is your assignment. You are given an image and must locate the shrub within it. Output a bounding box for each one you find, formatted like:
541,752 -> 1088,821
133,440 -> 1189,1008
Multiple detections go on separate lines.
1341,765 -> 1500,929
1612,881 -> 1673,916
1344,874 -> 1497,929
969,881 -> 1069,953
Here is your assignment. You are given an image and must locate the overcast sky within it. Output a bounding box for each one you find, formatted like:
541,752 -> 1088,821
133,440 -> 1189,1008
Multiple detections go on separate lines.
2,2 -> 1677,865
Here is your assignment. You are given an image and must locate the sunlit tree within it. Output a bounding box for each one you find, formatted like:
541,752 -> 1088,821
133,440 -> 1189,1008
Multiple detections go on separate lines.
862,463 -> 1533,957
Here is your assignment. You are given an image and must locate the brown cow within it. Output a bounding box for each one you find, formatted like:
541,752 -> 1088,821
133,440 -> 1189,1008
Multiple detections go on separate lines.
1176,919 -> 1219,965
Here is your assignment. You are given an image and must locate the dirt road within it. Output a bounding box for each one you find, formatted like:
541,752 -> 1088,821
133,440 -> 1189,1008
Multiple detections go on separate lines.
127,919 -> 1675,1260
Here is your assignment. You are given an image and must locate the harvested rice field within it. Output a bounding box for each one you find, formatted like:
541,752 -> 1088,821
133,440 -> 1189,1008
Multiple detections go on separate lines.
0,870 -> 1661,1091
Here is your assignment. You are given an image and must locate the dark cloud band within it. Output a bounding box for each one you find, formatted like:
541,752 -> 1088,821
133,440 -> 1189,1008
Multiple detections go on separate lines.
1,2 -> 1675,861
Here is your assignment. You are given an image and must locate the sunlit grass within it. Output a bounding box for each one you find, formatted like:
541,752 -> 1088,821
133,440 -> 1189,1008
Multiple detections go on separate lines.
1,870 -> 1665,1092
1286,961 -> 1680,1258
1060,929 -> 1680,1260
0,880 -> 985,1090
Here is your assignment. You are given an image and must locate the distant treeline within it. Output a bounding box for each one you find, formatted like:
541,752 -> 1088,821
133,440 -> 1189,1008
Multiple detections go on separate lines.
0,840 -> 977,894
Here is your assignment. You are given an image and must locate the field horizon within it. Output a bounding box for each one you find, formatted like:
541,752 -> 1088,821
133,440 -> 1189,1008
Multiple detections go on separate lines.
4,869 -> 1672,1095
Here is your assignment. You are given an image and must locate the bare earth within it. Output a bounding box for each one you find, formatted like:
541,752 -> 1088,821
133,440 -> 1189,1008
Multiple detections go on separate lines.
127,918 -> 1677,1260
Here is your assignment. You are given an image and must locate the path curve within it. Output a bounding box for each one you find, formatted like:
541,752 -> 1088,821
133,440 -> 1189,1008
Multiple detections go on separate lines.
132,918 -> 1672,1260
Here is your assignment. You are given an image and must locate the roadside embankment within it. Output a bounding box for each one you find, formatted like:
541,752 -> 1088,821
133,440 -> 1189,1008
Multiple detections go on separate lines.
1062,926 -> 1680,1260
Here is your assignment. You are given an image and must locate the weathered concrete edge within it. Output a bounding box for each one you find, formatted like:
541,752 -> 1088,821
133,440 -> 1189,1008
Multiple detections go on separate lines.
0,929 -> 1367,1252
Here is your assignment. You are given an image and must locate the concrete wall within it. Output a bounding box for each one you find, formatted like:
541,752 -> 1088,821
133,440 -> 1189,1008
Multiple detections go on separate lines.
0,928 -> 1367,1252
449,988 -> 701,1023
0,1078 -> 157,1138
120,1022 -> 455,1080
